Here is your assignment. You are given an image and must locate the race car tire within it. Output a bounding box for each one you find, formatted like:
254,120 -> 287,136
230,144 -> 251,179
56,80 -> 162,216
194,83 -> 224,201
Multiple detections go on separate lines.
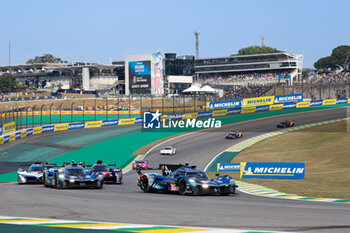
177,178 -> 187,195
140,176 -> 150,192
17,176 -> 23,185
54,174 -> 58,188
43,175 -> 49,187
96,181 -> 103,189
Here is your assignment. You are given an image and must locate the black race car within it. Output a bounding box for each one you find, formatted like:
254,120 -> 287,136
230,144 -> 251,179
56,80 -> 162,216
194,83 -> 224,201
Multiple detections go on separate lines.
277,120 -> 295,128
225,130 -> 243,139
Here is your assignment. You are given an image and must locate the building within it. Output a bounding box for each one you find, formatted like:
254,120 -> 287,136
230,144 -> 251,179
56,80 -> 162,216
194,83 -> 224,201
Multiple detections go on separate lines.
125,53 -> 195,96
0,63 -> 125,93
195,52 -> 303,85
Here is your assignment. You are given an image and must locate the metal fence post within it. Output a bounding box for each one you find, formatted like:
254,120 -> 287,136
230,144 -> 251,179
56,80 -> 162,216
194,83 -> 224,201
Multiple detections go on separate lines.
94,98 -> 97,121
40,105 -> 44,126
71,102 -> 74,123
106,98 -> 108,120
172,96 -> 175,114
59,103 -> 62,124
50,103 -> 53,125
128,95 -> 131,118
193,95 -> 196,113
183,95 -> 185,113
32,105 -> 36,128
83,100 -> 85,122
117,97 -> 120,120
25,108 -> 28,129
161,96 -> 164,114
151,95 -> 153,112
140,95 -> 142,117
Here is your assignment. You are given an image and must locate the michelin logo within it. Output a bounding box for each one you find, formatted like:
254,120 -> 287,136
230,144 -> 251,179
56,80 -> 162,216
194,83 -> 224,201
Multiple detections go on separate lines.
217,163 -> 240,171
240,162 -> 305,179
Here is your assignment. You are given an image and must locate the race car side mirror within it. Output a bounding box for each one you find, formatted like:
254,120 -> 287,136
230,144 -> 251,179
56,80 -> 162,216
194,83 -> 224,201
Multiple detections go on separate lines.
215,173 -> 220,177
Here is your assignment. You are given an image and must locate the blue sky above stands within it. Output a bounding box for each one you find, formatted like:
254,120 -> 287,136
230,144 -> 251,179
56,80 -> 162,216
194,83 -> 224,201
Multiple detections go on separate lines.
0,0 -> 349,67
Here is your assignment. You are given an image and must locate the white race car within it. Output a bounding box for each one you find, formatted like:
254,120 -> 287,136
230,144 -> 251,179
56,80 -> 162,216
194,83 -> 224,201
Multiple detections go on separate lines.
17,162 -> 44,184
160,146 -> 176,155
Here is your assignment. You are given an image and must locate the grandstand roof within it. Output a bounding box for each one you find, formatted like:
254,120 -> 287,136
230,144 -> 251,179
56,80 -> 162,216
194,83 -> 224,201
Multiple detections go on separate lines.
196,52 -> 303,61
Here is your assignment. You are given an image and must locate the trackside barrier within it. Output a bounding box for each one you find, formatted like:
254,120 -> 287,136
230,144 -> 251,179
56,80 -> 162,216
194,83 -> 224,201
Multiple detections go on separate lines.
0,117 -> 143,145
1,97 -> 349,145
160,97 -> 350,121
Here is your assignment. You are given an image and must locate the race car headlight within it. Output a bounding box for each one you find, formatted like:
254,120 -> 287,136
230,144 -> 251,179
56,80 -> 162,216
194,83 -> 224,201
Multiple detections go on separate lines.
189,178 -> 196,184
58,174 -> 65,180
69,179 -> 75,183
97,175 -> 103,180
202,184 -> 209,188
229,179 -> 235,184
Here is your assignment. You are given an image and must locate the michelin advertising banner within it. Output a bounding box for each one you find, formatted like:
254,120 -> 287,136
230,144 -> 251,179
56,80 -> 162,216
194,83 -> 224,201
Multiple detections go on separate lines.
208,99 -> 242,109
242,96 -> 274,107
240,162 -> 305,179
274,94 -> 303,104
217,163 -> 241,172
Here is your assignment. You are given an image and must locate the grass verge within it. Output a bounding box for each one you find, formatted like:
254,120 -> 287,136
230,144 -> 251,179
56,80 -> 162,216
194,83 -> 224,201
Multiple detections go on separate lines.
231,120 -> 350,199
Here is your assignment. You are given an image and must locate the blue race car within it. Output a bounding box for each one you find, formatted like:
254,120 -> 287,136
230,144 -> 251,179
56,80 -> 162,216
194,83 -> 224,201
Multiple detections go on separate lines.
17,162 -> 44,184
137,164 -> 237,196
43,162 -> 104,189
88,160 -> 123,184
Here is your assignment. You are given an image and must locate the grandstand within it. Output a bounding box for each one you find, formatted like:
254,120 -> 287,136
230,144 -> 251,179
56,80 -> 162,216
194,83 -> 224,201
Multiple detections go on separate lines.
0,63 -> 125,94
195,53 -> 303,86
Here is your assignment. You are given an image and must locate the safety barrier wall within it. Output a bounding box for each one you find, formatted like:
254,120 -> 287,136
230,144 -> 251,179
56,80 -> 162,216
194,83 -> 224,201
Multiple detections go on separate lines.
0,117 -> 143,145
1,97 -> 349,145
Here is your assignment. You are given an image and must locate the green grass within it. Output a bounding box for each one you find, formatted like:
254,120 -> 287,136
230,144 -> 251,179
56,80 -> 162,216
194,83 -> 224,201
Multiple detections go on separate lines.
231,120 -> 350,199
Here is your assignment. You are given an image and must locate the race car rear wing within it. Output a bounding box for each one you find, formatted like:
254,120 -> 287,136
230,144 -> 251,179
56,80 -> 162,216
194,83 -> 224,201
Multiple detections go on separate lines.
136,163 -> 187,176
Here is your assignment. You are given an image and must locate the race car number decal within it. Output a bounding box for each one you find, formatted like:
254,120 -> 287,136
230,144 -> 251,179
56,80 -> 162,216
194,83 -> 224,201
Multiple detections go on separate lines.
170,183 -> 177,191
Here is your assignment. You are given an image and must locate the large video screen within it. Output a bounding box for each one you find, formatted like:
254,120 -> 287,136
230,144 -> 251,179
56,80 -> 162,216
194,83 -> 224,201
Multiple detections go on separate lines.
129,61 -> 151,92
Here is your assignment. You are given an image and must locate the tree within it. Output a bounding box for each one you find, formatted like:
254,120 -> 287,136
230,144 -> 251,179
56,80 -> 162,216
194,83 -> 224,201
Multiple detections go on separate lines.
231,46 -> 281,56
314,45 -> 350,72
26,54 -> 67,64
314,56 -> 340,72
331,45 -> 350,71
0,73 -> 18,92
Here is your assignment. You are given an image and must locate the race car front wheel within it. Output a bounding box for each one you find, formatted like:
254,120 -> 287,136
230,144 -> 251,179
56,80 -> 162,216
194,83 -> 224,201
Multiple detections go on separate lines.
178,178 -> 187,195
140,176 -> 149,192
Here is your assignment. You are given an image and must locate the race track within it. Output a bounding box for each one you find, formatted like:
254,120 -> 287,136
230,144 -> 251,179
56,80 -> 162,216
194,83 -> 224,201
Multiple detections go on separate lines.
0,107 -> 349,232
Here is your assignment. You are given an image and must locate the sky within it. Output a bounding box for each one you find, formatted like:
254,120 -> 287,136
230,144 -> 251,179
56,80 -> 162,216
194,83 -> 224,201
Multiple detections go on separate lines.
0,0 -> 349,68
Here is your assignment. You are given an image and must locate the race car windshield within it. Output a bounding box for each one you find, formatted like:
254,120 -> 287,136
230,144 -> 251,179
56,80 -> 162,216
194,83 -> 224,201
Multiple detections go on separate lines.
186,171 -> 209,181
29,166 -> 43,172
91,164 -> 109,172
164,147 -> 172,150
66,168 -> 85,176
135,161 -> 145,164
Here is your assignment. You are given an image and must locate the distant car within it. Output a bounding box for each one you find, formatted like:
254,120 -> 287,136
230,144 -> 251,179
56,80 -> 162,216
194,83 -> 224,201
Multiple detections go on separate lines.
89,160 -> 123,184
132,160 -> 149,169
17,162 -> 44,184
277,120 -> 295,128
225,130 -> 243,139
137,164 -> 237,196
43,162 -> 104,189
160,146 -> 176,155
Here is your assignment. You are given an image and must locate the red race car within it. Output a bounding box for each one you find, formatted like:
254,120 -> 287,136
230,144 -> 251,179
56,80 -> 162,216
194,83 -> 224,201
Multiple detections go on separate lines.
132,160 -> 149,170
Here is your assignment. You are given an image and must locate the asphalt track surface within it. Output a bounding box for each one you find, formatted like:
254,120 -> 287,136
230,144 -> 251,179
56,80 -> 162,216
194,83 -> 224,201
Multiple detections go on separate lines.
0,107 -> 350,232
